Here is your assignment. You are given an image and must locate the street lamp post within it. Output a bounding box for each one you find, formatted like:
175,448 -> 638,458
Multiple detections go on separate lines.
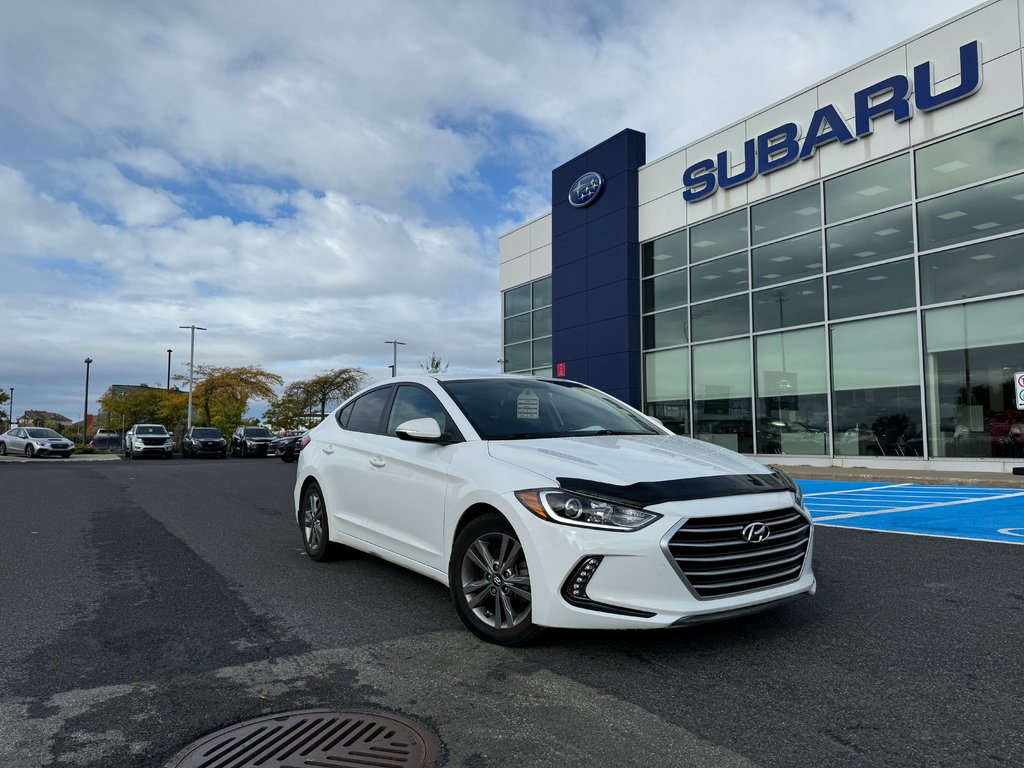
385,340 -> 406,377
166,349 -> 172,390
8,387 -> 13,429
179,325 -> 207,430
83,358 -> 93,445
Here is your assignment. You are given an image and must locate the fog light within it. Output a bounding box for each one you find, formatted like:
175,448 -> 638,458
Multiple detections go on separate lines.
560,555 -> 657,619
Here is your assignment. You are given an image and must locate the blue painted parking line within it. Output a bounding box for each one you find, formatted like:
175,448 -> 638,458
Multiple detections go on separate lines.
797,480 -> 1024,545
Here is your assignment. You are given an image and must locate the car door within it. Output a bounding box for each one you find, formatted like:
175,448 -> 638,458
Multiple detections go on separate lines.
7,429 -> 26,452
357,384 -> 457,572
312,385 -> 394,544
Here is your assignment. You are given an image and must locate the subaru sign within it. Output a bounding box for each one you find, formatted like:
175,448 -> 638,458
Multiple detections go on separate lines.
683,40 -> 982,203
568,172 -> 604,208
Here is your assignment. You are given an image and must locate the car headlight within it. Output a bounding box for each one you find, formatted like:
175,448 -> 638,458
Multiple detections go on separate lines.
164,438 -> 173,446
515,489 -> 661,531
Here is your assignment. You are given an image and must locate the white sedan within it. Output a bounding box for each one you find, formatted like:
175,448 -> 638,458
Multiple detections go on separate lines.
294,374 -> 815,645
0,427 -> 75,458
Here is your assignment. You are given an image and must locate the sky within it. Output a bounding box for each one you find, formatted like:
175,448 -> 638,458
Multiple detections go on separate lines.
0,0 -> 982,423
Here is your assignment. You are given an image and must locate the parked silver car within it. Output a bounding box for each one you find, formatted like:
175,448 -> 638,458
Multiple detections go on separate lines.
0,427 -> 75,458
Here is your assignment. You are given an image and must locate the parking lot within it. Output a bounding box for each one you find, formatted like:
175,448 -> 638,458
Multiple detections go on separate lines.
0,458 -> 1021,767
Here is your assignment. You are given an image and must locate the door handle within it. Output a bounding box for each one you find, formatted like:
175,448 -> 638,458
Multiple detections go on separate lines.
369,456 -> 386,468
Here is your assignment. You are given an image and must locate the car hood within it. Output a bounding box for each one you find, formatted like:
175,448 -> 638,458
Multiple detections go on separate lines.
487,433 -> 770,486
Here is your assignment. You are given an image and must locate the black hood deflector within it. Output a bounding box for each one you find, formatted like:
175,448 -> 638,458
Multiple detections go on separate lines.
555,472 -> 793,508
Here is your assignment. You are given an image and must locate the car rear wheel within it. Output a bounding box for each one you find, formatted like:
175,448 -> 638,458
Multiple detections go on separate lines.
449,513 -> 540,646
299,481 -> 336,561
0,442 -> 6,456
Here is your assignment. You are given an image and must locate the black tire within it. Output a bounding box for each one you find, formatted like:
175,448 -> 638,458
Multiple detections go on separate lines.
61,453 -> 71,458
281,454 -> 295,463
25,444 -> 35,458
448,512 -> 540,646
125,447 -> 132,460
0,442 -> 7,456
299,481 -> 336,561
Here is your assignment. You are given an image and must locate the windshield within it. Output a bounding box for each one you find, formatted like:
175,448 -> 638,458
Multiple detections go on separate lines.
137,425 -> 168,435
193,428 -> 221,438
440,379 -> 661,440
244,427 -> 273,437
27,428 -> 61,438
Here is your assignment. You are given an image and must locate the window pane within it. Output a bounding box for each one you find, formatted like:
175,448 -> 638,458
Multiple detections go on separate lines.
643,307 -> 688,349
504,314 -> 531,344
532,277 -> 552,308
755,328 -> 828,455
693,339 -> 753,452
828,259 -> 916,320
752,231 -> 822,288
752,279 -> 824,332
645,348 -> 690,436
915,116 -> 1024,198
532,336 -> 551,368
690,210 -> 747,262
920,233 -> 1024,305
504,341 -> 531,371
917,172 -> 1024,251
825,154 -> 910,223
690,252 -> 748,302
387,386 -> 448,436
642,269 -> 688,312
831,314 -> 922,457
346,387 -> 392,434
532,306 -> 552,337
924,295 -> 1024,458
691,295 -> 748,342
642,230 -> 687,276
751,185 -> 821,245
826,206 -> 914,271
504,285 -> 531,317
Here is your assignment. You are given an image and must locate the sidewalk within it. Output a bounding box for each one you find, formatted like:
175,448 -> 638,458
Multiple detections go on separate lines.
775,463 -> 1024,489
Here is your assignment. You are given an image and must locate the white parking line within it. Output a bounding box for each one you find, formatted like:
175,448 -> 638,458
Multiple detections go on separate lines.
803,483 -> 909,496
812,491 -> 1024,522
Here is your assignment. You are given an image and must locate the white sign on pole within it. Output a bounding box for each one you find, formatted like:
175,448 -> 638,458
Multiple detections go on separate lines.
1015,371 -> 1024,411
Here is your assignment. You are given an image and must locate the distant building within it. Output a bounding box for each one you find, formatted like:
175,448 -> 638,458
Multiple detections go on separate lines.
18,410 -> 73,427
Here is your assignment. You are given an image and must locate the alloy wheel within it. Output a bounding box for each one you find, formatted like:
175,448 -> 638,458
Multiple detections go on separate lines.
460,532 -> 532,630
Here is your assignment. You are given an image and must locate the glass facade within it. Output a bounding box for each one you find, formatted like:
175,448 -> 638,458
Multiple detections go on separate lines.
501,276 -> 552,377
638,113 -> 1024,459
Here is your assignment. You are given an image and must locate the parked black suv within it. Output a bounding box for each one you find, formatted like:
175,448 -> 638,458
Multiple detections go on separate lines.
230,426 -> 275,457
182,426 -> 227,458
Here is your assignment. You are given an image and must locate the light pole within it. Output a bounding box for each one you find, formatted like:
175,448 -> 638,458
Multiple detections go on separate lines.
385,339 -> 406,377
83,358 -> 93,444
166,349 -> 172,390
179,325 -> 207,430
8,387 -> 13,429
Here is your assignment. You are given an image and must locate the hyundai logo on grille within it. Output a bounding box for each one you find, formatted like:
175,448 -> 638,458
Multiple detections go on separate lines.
568,171 -> 604,208
741,522 -> 771,543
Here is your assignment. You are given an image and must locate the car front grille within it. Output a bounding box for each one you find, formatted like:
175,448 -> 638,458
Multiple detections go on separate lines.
140,437 -> 166,446
665,508 -> 811,599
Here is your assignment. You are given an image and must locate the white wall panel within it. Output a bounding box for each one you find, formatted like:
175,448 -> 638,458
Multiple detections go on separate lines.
910,51 -> 1024,144
816,48 -> 909,127
499,225 -> 531,264
745,154 -> 820,205
529,215 -> 551,249
530,244 -> 552,280
500,254 -> 531,291
685,179 -> 749,224
744,89 -> 819,146
908,0 -> 1019,82
639,149 -> 686,205
638,193 -> 686,242
819,114 -> 911,177
685,123 -> 746,169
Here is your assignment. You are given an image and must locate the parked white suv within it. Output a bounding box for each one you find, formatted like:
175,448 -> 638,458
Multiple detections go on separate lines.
124,424 -> 173,459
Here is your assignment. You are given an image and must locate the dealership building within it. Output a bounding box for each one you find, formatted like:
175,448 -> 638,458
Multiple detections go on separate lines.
499,0 -> 1024,472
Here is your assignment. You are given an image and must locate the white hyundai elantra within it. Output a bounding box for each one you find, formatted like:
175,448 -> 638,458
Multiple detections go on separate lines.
294,374 -> 815,645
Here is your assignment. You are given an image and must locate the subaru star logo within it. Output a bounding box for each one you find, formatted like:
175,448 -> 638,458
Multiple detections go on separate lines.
568,171 -> 604,208
741,522 -> 771,543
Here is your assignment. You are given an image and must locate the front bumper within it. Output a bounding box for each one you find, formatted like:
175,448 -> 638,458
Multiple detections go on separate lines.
33,443 -> 74,456
502,489 -> 815,630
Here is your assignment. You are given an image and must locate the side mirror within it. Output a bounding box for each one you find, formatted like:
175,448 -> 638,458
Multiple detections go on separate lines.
396,417 -> 447,443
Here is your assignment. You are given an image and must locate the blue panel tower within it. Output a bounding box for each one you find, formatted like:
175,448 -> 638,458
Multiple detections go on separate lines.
550,129 -> 646,408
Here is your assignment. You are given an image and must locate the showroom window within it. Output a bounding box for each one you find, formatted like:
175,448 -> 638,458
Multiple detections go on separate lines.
642,229 -> 687,276
502,276 -> 552,375
825,154 -> 911,224
915,116 -> 1024,198
690,210 -> 747,263
755,327 -> 828,455
923,295 -> 1024,459
690,251 -> 748,302
752,279 -> 824,332
826,206 -> 914,271
830,314 -> 923,457
917,172 -> 1024,251
691,294 -> 748,342
643,306 -> 688,349
752,231 -> 822,288
642,267 -> 688,312
693,338 -> 753,452
920,232 -> 1024,304
828,259 -> 916,319
751,185 -> 821,245
644,347 -> 690,435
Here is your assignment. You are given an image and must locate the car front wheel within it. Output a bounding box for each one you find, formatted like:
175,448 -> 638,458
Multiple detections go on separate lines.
25,444 -> 35,458
449,513 -> 540,646
299,482 -> 338,561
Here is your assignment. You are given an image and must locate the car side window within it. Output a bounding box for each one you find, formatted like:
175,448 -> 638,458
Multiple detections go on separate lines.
386,385 -> 450,436
344,386 -> 393,434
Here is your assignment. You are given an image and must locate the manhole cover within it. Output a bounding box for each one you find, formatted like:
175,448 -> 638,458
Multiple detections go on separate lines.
166,709 -> 441,768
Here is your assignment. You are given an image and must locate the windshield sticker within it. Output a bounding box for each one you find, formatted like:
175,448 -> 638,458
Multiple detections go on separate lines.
517,391 -> 540,420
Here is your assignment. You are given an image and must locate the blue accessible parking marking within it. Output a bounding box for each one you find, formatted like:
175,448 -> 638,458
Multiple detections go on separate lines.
797,480 -> 1024,545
